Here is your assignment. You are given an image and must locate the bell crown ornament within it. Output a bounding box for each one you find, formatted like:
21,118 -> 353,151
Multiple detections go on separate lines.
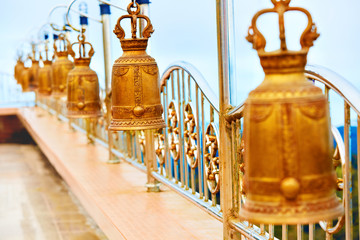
109,2 -> 166,131
52,33 -> 74,97
53,33 -> 71,58
68,34 -> 95,66
246,0 -> 319,74
239,0 -> 343,224
113,2 -> 154,51
66,32 -> 101,119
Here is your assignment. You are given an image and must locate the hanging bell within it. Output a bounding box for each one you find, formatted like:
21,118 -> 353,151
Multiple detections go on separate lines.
38,53 -> 52,96
14,57 -> 24,84
239,0 -> 343,224
52,33 -> 74,98
20,66 -> 31,92
109,2 -> 166,131
29,59 -> 40,90
66,33 -> 102,118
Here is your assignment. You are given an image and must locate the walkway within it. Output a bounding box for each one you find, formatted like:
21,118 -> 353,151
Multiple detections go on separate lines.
0,143 -> 107,240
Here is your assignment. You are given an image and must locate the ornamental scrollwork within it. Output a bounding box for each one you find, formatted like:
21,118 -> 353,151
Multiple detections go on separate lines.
319,131 -> 345,235
184,103 -> 198,169
167,101 -> 180,161
154,129 -> 165,167
204,122 -> 220,194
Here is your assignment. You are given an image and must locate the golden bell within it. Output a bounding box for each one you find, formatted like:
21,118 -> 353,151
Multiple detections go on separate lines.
66,34 -> 101,119
29,59 -> 40,90
239,0 -> 343,224
38,56 -> 52,96
20,67 -> 31,92
52,33 -> 74,98
14,57 -> 24,84
109,2 -> 166,131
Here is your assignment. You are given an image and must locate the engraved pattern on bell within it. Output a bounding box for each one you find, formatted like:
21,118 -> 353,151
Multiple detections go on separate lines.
109,2 -> 165,131
239,0 -> 343,224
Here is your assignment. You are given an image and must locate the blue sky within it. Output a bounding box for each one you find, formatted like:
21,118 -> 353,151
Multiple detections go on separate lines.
1,0 -> 359,126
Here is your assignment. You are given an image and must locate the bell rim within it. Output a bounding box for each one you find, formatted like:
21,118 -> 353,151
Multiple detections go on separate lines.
109,119 -> 166,131
239,197 -> 344,225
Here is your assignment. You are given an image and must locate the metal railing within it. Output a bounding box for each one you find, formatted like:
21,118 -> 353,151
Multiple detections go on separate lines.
2,62 -> 359,240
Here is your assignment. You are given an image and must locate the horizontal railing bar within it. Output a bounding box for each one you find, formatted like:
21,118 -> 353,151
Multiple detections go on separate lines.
160,61 -> 220,113
305,64 -> 360,116
229,218 -> 277,240
151,171 -> 223,221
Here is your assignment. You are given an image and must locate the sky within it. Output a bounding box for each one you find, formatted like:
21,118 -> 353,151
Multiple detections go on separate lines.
1,0 -> 360,126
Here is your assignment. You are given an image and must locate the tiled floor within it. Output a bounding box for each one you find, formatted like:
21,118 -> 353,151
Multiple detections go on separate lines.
0,144 -> 107,240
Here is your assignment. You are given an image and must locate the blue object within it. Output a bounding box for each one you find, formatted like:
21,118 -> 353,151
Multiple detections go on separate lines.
53,34 -> 59,40
136,0 -> 150,4
64,24 -> 71,32
44,34 -> 49,40
99,4 -> 111,15
80,16 -> 88,25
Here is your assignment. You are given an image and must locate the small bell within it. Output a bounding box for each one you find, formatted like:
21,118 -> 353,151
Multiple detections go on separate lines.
239,0 -> 343,224
109,2 -> 166,131
14,56 -> 24,84
66,33 -> 102,118
52,33 -> 74,98
38,50 -> 53,96
29,49 -> 40,90
20,67 -> 31,92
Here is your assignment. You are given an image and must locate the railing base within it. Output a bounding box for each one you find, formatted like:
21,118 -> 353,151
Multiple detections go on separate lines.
146,181 -> 161,192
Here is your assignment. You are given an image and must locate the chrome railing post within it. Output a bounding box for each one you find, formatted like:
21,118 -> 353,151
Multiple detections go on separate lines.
216,0 -> 239,239
99,2 -> 117,163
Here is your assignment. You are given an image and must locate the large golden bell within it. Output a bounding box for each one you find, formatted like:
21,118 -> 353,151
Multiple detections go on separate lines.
38,59 -> 52,96
239,0 -> 343,224
66,34 -> 101,118
14,58 -> 24,84
52,33 -> 74,98
109,2 -> 166,131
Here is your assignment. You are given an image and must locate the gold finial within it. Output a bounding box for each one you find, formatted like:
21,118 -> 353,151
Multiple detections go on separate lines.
113,2 -> 154,40
68,33 -> 95,61
53,33 -> 71,56
247,0 -> 319,61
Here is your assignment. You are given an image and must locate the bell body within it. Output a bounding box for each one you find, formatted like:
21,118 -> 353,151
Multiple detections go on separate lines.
240,72 -> 343,224
20,67 -> 31,92
109,40 -> 166,130
38,60 -> 52,96
52,53 -> 74,98
29,60 -> 39,90
66,59 -> 101,118
14,60 -> 24,84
